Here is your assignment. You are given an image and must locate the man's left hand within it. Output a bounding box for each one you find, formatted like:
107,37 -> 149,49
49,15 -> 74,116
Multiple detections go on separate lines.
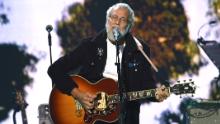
155,85 -> 170,102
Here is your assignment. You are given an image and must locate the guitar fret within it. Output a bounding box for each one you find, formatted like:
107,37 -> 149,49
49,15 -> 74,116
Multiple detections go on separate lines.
138,91 -> 144,98
108,95 -> 119,104
127,92 -> 137,101
145,89 -> 156,97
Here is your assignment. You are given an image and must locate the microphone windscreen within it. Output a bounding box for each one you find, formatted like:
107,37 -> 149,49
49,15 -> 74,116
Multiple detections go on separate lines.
113,27 -> 121,41
46,25 -> 53,32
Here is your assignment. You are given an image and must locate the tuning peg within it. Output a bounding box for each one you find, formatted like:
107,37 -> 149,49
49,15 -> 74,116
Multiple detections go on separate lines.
191,94 -> 194,97
177,80 -> 180,83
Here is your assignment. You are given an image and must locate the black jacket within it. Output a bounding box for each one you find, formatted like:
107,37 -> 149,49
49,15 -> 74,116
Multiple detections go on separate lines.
48,29 -> 156,97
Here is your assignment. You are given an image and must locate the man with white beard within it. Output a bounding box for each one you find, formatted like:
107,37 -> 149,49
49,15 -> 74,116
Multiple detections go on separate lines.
48,3 -> 169,124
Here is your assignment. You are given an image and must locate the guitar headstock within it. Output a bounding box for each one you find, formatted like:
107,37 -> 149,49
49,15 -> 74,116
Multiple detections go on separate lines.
170,79 -> 196,96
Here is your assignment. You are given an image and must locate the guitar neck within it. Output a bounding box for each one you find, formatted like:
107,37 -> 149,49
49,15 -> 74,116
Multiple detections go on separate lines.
109,88 -> 169,103
126,89 -> 157,101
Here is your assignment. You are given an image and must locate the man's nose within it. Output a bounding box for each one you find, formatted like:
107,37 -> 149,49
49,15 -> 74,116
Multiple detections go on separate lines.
115,19 -> 120,25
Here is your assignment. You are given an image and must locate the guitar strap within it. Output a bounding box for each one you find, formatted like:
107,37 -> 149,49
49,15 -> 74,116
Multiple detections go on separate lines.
133,36 -> 158,72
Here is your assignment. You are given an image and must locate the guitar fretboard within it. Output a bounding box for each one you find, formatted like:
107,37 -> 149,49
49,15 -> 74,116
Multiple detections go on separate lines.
108,89 -> 158,104
127,89 -> 156,101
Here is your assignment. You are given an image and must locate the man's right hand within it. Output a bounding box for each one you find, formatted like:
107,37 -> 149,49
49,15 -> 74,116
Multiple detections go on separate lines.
71,88 -> 96,111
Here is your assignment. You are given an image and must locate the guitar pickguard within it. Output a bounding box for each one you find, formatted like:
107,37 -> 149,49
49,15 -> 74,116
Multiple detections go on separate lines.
74,99 -> 83,117
91,92 -> 116,116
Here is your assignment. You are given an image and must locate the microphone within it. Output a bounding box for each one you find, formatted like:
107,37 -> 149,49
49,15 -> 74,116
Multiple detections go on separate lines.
113,27 -> 121,41
46,25 -> 53,46
46,25 -> 53,32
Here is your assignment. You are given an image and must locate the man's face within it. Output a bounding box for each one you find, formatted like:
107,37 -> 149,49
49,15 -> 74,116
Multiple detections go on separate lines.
106,7 -> 129,41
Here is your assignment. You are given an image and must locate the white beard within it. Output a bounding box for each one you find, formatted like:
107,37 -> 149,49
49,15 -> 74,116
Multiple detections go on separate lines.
106,25 -> 128,41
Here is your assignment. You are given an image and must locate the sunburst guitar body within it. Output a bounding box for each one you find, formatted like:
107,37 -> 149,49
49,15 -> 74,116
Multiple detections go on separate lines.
49,75 -> 119,124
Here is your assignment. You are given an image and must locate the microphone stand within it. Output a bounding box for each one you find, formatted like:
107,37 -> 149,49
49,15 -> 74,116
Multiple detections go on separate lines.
46,25 -> 53,86
47,31 -> 52,65
115,39 -> 126,124
46,25 -> 53,65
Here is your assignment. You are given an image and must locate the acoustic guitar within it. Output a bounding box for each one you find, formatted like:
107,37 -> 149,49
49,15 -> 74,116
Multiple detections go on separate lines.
49,75 -> 195,124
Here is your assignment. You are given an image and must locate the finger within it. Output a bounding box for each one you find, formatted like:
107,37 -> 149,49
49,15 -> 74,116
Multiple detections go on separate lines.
160,85 -> 166,91
83,93 -> 93,101
155,93 -> 161,101
88,94 -> 96,99
85,101 -> 94,109
157,87 -> 164,91
157,97 -> 163,102
83,98 -> 92,105
159,95 -> 166,101
161,85 -> 166,88
156,93 -> 167,102
85,92 -> 96,99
